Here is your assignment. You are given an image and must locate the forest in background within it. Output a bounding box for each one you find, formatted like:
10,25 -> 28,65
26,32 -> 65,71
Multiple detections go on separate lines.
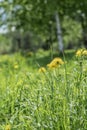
0,0 -> 87,53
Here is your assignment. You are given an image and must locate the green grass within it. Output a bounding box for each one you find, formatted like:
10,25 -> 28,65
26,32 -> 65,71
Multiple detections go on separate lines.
0,49 -> 87,130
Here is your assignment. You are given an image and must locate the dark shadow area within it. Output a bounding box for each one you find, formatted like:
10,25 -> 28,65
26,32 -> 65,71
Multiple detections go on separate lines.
25,49 -> 76,68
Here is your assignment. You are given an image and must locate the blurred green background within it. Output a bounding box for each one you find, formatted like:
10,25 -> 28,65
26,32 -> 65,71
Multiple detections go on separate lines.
0,0 -> 87,54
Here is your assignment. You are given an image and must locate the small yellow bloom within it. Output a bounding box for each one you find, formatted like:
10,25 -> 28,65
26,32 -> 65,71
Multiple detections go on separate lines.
47,63 -> 59,68
76,49 -> 87,57
76,49 -> 83,56
47,57 -> 64,69
39,67 -> 46,73
82,50 -> 87,55
51,57 -> 64,64
5,124 -> 11,130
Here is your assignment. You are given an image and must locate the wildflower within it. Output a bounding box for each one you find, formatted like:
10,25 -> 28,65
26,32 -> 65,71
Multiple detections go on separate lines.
52,57 -> 64,64
39,67 -> 46,73
76,49 -> 87,57
82,50 -> 87,55
47,63 -> 58,68
5,124 -> 11,130
76,49 -> 83,57
47,57 -> 64,69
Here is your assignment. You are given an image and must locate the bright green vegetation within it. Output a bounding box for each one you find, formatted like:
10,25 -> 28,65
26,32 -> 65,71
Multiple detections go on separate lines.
0,49 -> 87,130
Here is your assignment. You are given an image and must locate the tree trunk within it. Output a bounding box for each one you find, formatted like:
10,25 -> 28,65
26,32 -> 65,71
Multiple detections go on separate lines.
55,12 -> 64,52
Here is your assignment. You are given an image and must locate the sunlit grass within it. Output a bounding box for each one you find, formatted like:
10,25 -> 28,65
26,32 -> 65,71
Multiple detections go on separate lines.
0,49 -> 87,130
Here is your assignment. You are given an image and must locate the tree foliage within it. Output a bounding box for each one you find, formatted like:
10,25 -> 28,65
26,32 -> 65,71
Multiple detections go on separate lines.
1,0 -> 87,49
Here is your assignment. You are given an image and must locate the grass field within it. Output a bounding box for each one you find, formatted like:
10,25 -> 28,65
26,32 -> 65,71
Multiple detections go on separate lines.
0,49 -> 87,130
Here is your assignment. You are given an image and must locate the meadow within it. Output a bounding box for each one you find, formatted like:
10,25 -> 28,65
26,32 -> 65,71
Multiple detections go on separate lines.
0,49 -> 87,130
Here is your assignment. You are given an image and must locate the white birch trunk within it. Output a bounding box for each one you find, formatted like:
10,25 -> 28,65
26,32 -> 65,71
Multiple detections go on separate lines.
55,12 -> 64,52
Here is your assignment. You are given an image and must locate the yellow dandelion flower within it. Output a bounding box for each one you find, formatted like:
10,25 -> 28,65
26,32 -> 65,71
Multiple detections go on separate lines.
47,63 -> 59,68
76,49 -> 83,57
51,57 -> 64,65
5,124 -> 11,130
76,49 -> 87,57
82,50 -> 87,55
39,67 -> 46,73
47,57 -> 64,69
